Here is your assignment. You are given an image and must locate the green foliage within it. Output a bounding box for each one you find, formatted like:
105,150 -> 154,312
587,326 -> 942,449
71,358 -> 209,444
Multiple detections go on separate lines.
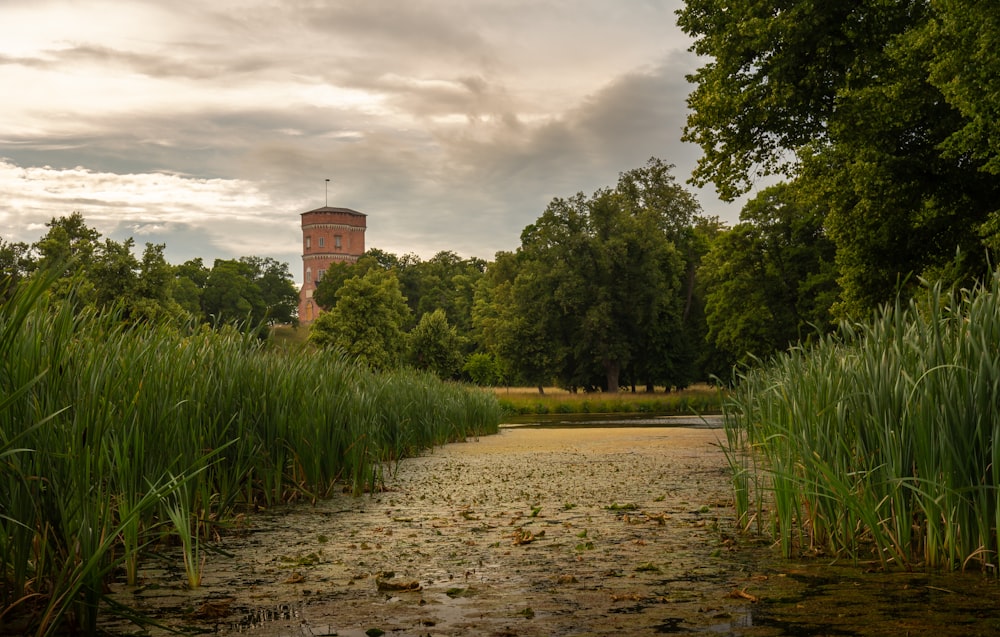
15,213 -> 299,330
724,270 -> 1000,570
699,183 -> 839,369
0,238 -> 33,302
462,352 -> 506,386
407,308 -> 466,379
312,256 -> 379,309
310,268 -> 412,370
202,258 -> 265,325
475,158 -> 702,392
923,0 -> 1000,176
240,256 -> 300,325
679,0 -> 1000,316
312,249 -> 485,350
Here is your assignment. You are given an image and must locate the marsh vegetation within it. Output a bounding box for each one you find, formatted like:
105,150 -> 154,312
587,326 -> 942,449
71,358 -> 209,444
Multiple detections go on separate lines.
0,273 -> 500,635
724,272 -> 1000,572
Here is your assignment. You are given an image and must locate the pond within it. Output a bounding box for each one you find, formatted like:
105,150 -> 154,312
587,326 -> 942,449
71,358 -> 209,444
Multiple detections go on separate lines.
99,422 -> 1000,636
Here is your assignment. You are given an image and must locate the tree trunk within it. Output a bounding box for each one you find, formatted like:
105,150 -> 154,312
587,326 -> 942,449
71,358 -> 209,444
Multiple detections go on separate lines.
604,360 -> 620,394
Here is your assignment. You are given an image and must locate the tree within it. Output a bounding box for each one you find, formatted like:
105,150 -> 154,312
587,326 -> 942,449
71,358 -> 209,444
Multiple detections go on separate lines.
923,0 -> 1000,176
170,258 -> 209,318
137,243 -> 172,304
472,251 -> 549,389
89,237 -> 140,309
699,183 -> 839,369
406,309 -> 465,379
309,268 -> 412,370
479,160 -> 697,393
201,259 -> 265,326
462,352 -> 506,386
678,0 -> 1000,316
408,251 -> 485,337
32,212 -> 102,303
239,256 -> 299,325
0,239 -> 33,301
615,158 -> 709,389
312,256 -> 379,309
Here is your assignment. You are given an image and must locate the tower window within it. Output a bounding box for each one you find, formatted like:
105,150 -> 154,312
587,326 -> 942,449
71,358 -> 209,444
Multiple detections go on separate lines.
318,237 -> 325,248
335,235 -> 342,249
305,236 -> 311,249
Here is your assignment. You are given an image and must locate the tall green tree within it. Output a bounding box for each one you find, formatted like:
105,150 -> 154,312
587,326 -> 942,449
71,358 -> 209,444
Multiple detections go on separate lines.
923,0 -> 1000,176
32,212 -> 102,303
309,268 -> 412,370
616,158 -> 709,389
699,183 -> 839,370
170,258 -> 209,318
201,259 -> 265,326
239,256 -> 299,325
90,237 -> 140,309
406,308 -> 465,379
472,251 -> 548,389
312,255 -> 381,309
481,160 -> 697,393
0,239 -> 33,301
314,249 -> 485,346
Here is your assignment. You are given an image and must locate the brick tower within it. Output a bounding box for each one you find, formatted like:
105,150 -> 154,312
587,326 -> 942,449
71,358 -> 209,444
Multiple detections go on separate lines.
298,206 -> 367,324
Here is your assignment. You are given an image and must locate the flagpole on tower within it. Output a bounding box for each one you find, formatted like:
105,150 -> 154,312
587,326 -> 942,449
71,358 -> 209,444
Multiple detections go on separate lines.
325,179 -> 330,207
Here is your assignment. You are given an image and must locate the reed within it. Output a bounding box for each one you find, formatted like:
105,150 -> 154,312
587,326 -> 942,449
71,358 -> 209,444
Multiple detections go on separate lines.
0,272 -> 501,635
724,271 -> 1000,571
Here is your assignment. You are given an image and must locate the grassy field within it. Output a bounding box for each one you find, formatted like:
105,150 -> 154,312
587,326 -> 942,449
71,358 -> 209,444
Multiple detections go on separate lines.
494,384 -> 724,416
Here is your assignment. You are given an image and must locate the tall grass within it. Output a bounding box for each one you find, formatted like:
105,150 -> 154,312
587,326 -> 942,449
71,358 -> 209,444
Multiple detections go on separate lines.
0,274 -> 501,635
724,271 -> 1000,572
496,384 -> 722,416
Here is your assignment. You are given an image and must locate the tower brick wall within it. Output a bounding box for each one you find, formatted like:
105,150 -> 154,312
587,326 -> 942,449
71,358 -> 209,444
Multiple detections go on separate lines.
298,206 -> 367,324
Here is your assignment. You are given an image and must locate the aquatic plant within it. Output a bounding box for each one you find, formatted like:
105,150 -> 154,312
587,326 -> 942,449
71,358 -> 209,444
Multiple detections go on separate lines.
724,271 -> 1000,571
0,271 -> 501,635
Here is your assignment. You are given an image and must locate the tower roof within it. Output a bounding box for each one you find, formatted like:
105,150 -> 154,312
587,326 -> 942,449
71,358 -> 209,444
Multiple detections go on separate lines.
301,206 -> 367,217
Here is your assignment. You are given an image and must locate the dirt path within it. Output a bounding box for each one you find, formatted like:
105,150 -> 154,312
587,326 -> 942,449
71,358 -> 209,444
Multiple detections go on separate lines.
109,425 -> 758,636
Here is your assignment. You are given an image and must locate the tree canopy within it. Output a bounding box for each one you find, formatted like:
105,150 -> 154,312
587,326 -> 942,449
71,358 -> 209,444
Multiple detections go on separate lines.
474,158 -> 703,392
309,268 -> 412,370
699,183 -> 839,370
679,0 -> 1000,316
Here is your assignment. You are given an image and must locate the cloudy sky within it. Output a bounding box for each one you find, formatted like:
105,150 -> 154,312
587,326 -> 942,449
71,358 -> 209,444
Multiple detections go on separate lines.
0,0 -> 746,284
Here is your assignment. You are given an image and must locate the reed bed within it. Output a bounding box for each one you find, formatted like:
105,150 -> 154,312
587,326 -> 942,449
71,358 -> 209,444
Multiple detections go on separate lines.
496,384 -> 722,416
724,271 -> 1000,572
0,276 -> 501,635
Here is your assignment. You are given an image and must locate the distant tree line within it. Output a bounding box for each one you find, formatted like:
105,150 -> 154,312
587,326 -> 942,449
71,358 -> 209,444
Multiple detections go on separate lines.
0,211 -> 299,331
307,157 -> 840,390
0,157 -> 845,390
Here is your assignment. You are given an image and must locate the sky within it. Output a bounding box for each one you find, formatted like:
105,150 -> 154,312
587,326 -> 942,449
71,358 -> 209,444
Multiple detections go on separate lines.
0,0 -> 749,286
